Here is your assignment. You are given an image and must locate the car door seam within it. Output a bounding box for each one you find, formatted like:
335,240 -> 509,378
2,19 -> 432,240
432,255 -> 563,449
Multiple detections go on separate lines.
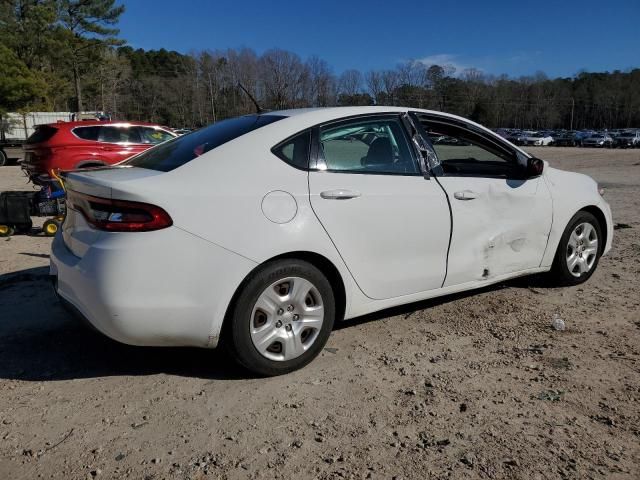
434,175 -> 453,288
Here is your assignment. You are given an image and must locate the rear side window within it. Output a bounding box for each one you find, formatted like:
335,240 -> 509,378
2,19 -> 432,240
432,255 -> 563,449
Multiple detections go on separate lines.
272,131 -> 311,169
126,115 -> 285,172
72,126 -> 100,141
98,126 -> 141,143
319,118 -> 419,175
26,126 -> 58,144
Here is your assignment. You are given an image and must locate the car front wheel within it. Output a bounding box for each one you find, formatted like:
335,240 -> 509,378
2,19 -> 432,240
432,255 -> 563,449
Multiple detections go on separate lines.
550,211 -> 602,285
225,259 -> 335,376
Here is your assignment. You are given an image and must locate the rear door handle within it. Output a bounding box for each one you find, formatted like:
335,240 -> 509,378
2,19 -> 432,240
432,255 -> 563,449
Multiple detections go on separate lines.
453,190 -> 479,200
320,189 -> 361,200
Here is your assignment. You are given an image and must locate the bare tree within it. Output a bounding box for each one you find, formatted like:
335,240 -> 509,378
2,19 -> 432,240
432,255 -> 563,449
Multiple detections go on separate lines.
381,70 -> 400,104
259,48 -> 306,109
338,69 -> 363,96
306,55 -> 336,106
365,70 -> 384,104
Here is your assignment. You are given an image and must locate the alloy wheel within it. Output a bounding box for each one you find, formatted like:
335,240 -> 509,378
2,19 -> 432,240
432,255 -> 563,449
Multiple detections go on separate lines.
566,222 -> 598,277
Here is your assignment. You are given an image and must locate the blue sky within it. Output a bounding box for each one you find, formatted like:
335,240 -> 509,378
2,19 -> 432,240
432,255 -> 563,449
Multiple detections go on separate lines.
118,0 -> 639,78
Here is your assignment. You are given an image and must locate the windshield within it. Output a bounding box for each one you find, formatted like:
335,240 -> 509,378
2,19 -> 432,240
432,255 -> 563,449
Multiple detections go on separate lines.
125,114 -> 285,172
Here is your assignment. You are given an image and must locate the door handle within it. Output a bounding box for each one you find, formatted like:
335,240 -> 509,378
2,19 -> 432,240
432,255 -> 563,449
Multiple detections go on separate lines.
453,190 -> 479,200
320,189 -> 361,200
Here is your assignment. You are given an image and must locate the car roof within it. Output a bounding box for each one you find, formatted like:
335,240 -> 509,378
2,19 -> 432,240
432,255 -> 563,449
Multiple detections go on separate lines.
258,106 -> 531,158
42,120 -> 170,129
269,106 -> 491,130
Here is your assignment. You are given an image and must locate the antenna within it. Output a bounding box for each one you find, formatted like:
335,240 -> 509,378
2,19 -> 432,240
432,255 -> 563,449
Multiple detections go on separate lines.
237,83 -> 265,114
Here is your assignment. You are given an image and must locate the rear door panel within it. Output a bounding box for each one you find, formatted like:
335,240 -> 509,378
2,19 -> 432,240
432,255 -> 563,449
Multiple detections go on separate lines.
308,114 -> 451,300
309,173 -> 450,299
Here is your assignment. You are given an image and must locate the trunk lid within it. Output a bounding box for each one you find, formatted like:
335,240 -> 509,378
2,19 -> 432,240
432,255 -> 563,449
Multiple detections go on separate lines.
61,166 -> 166,258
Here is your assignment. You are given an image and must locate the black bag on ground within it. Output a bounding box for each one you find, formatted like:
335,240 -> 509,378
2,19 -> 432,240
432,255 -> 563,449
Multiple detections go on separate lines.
0,191 -> 36,231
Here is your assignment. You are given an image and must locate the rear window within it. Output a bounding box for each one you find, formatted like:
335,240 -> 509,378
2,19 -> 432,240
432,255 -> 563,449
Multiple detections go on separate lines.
26,126 -> 58,144
126,114 -> 285,172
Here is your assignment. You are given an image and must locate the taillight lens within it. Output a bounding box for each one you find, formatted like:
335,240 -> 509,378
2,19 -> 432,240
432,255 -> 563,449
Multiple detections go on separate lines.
67,190 -> 172,232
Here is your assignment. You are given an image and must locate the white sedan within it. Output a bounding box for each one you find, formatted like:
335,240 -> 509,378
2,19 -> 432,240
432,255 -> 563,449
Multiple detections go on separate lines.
522,132 -> 554,146
51,107 -> 613,376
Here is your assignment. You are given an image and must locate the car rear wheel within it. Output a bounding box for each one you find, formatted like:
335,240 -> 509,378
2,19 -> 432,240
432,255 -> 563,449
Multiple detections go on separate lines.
225,259 -> 335,376
549,211 -> 602,286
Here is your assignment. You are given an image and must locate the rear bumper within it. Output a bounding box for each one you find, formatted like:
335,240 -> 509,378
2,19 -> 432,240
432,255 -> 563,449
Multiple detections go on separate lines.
50,226 -> 257,348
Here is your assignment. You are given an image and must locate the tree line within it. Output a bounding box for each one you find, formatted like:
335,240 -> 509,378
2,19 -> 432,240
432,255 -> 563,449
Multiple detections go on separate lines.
2,0 -> 639,130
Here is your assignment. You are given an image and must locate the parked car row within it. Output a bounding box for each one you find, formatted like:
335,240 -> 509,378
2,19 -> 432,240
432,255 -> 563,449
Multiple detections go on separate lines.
495,128 -> 640,148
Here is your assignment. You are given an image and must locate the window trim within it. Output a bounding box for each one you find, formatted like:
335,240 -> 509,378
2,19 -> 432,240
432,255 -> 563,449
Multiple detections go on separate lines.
71,125 -> 176,146
312,113 -> 422,176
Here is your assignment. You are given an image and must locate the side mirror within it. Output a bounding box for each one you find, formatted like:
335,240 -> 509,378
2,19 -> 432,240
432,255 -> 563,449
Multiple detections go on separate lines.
526,157 -> 544,177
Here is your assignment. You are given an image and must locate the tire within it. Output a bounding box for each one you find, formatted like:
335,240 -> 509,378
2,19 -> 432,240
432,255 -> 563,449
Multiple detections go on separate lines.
225,259 -> 335,376
42,219 -> 60,237
0,149 -> 7,167
0,225 -> 15,237
549,211 -> 603,286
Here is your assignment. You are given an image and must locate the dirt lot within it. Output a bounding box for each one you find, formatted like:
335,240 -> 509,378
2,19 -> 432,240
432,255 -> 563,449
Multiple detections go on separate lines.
1,147 -> 639,479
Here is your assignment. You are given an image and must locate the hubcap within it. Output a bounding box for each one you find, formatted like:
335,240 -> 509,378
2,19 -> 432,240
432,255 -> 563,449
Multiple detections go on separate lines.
250,276 -> 324,361
566,222 -> 598,277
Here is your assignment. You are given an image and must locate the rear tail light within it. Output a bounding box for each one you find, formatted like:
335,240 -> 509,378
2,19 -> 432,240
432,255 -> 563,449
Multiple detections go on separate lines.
67,190 -> 172,232
28,148 -> 53,162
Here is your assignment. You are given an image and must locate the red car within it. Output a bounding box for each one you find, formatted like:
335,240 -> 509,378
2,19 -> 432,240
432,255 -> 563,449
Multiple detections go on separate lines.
22,121 -> 176,182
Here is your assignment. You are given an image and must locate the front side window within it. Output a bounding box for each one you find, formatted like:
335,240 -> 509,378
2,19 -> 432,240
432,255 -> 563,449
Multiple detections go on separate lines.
318,117 -> 418,175
136,127 -> 175,144
418,117 -> 517,177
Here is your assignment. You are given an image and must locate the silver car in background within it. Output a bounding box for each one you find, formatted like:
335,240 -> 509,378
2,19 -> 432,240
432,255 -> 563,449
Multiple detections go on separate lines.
582,133 -> 613,147
614,131 -> 640,148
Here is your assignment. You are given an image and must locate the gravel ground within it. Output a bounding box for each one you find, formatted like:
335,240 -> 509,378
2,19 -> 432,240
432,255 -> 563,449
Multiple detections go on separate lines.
0,147 -> 639,479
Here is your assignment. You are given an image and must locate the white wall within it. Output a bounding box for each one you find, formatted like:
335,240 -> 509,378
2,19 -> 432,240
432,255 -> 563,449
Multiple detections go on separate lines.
1,112 -> 73,141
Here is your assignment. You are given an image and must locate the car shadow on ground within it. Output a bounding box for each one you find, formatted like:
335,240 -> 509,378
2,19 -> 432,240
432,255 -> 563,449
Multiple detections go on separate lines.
0,267 -> 249,382
333,273 -> 553,330
0,266 -> 554,383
